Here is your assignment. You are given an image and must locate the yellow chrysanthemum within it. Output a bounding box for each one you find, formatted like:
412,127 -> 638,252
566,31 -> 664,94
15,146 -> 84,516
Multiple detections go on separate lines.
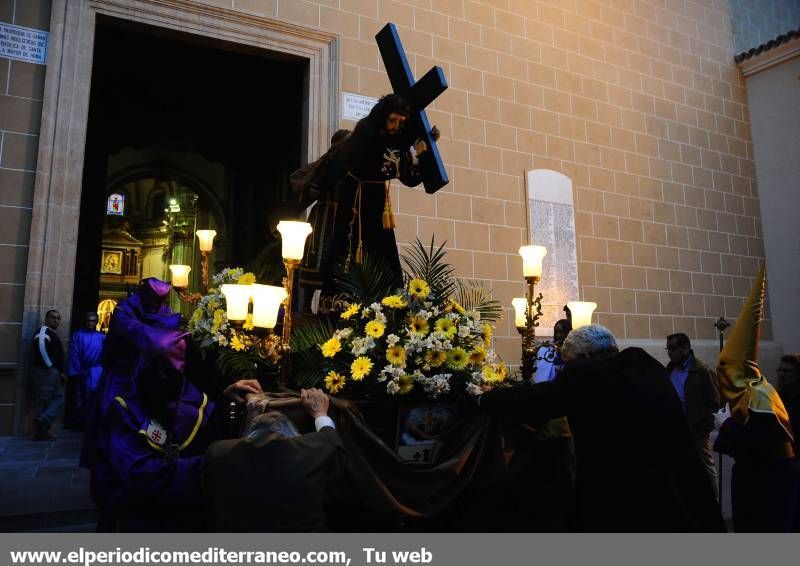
483,322 -> 493,347
386,345 -> 407,367
396,374 -> 415,395
237,272 -> 256,285
469,346 -> 487,365
350,356 -> 373,381
381,295 -> 408,309
482,363 -> 507,384
447,347 -> 469,370
211,308 -> 226,333
230,335 -> 246,352
408,278 -> 431,300
409,315 -> 430,336
324,371 -> 346,394
425,350 -> 447,368
341,303 -> 361,320
321,337 -> 342,358
243,313 -> 255,331
365,320 -> 385,338
435,318 -> 457,338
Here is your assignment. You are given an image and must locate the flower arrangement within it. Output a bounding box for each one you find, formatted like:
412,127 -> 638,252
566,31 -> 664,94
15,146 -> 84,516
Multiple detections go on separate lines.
300,239 -> 514,401
188,267 -> 276,379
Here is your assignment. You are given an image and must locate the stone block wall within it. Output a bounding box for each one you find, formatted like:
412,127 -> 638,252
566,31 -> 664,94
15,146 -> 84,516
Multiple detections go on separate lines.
0,0 -> 51,433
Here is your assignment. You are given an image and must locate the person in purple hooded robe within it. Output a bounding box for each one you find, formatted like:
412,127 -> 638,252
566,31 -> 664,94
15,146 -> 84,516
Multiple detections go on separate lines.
91,325 -> 262,531
80,278 -> 190,470
65,312 -> 105,428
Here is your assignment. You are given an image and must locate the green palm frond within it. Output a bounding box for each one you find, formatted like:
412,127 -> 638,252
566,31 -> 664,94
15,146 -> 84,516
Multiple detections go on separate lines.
401,237 -> 457,300
455,279 -> 503,322
332,251 -> 399,304
217,348 -> 275,382
290,314 -> 338,388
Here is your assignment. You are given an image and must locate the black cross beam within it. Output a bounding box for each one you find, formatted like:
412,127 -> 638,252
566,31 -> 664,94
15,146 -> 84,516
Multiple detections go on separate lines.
375,23 -> 449,194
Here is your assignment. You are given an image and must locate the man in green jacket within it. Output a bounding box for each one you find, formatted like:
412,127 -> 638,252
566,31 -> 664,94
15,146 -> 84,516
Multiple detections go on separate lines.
665,333 -> 721,498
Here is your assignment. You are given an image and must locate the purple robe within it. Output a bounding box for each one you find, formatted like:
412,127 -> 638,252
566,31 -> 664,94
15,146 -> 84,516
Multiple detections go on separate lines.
81,278 -> 186,469
91,377 -> 216,531
68,329 -> 105,392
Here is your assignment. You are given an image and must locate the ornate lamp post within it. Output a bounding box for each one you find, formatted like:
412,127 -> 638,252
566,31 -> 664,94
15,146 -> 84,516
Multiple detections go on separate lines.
169,229 -> 217,305
517,245 -> 547,381
195,229 -> 217,294
276,220 -> 313,385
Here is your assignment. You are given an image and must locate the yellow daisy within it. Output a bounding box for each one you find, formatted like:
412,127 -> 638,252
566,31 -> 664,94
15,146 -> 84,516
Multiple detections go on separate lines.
425,350 -> 447,368
447,347 -> 469,370
324,371 -> 346,394
341,303 -> 361,320
321,337 -> 342,358
381,295 -> 408,309
237,272 -> 256,285
230,335 -> 246,352
365,320 -> 385,338
482,363 -> 506,384
396,374 -> 415,395
409,315 -> 429,336
243,313 -> 255,331
435,318 -> 457,338
350,356 -> 373,381
386,345 -> 407,367
408,278 -> 431,300
469,346 -> 487,365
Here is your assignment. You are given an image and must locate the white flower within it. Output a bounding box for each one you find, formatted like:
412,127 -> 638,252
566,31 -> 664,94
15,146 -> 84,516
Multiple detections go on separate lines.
471,311 -> 481,321
370,302 -> 383,312
386,380 -> 400,395
386,333 -> 400,346
335,327 -> 354,340
466,383 -> 484,397
431,306 -> 440,316
374,310 -> 387,324
458,325 -> 471,338
217,335 -> 228,346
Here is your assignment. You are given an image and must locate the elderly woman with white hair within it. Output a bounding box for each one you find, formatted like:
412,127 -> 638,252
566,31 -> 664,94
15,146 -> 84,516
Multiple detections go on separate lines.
480,324 -> 724,532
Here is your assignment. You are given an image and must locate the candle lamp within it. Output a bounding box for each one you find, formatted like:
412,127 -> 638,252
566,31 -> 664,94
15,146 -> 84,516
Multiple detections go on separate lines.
195,229 -> 217,294
169,264 -> 202,305
517,245 -> 547,381
276,220 -> 313,386
566,301 -> 597,329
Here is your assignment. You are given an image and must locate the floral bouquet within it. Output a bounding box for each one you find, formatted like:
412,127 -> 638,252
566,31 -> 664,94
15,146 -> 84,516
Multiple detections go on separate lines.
188,267 -> 276,380
296,239 -> 514,401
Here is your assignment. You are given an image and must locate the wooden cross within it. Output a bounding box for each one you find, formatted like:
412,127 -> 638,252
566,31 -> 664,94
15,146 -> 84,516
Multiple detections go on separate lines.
375,23 -> 449,194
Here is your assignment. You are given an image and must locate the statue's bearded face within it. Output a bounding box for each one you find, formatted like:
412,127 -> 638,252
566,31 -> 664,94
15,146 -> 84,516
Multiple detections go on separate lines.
384,112 -> 407,137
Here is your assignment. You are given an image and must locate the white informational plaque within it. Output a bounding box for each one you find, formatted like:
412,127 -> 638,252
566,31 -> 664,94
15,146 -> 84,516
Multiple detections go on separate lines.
342,92 -> 378,121
0,23 -> 48,65
526,169 -> 579,335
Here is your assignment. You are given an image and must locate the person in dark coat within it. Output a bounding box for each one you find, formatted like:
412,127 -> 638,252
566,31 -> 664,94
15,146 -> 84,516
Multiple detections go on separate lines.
31,309 -> 66,440
479,324 -> 724,532
203,388 -> 346,532
664,332 -> 720,497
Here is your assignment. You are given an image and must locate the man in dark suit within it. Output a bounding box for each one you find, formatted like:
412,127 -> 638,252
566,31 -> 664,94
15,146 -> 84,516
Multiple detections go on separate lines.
665,333 -> 720,497
203,388 -> 346,532
479,325 -> 723,532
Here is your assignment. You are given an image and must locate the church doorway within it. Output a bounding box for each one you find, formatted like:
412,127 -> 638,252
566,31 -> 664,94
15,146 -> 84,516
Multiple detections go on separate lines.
72,16 -> 306,328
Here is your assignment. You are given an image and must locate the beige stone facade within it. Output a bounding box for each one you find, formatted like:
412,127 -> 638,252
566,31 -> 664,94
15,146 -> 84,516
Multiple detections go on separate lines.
0,0 -> 792,434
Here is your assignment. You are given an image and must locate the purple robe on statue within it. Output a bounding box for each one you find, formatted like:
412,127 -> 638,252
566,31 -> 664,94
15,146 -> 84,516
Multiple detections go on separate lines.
91,376 -> 216,531
81,278 -> 185,469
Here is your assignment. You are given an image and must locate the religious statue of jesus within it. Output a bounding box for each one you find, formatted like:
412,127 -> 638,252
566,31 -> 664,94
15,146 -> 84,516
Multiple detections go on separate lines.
291,93 -> 439,296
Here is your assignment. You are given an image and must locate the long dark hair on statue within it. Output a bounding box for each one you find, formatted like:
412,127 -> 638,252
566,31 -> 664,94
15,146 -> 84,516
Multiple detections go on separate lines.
352,93 -> 412,144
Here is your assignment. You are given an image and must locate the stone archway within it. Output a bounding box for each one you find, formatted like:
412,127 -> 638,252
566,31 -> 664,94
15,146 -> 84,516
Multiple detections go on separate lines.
16,0 -> 339,433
